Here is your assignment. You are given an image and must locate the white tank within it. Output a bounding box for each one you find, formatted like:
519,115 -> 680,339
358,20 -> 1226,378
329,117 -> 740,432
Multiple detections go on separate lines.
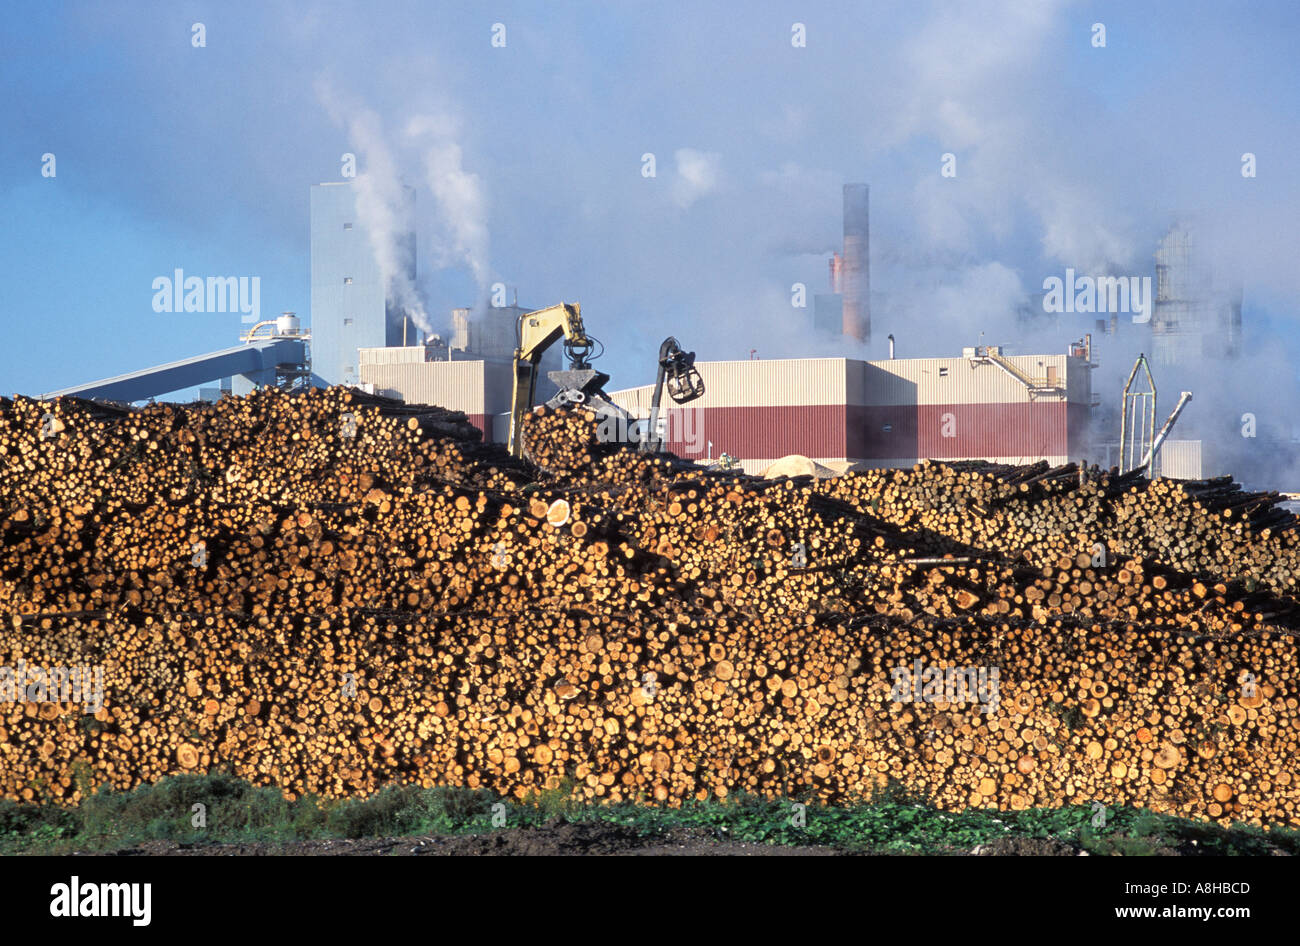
276,312 -> 300,336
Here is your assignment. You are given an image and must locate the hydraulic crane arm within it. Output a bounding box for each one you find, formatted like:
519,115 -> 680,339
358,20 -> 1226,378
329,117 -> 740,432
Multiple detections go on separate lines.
640,336 -> 705,453
508,303 -> 594,457
516,303 -> 594,366
507,301 -> 638,460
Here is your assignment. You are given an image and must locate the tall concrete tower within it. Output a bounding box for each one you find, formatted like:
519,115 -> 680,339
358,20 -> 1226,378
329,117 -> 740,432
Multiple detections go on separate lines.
841,184 -> 870,343
1151,220 -> 1242,366
310,182 -> 415,386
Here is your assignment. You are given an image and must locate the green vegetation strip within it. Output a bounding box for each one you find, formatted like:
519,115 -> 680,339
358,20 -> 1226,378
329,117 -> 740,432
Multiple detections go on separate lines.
2,775 -> 1296,855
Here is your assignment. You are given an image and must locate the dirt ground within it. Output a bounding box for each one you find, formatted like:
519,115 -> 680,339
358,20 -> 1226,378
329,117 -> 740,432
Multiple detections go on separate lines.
73,820 -> 1096,856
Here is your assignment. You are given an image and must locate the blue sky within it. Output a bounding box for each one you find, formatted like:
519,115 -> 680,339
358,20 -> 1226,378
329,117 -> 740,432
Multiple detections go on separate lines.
2,0 -> 1298,409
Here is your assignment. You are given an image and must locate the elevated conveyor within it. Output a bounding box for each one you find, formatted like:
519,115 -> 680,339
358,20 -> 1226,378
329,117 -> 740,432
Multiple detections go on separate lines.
41,338 -> 307,402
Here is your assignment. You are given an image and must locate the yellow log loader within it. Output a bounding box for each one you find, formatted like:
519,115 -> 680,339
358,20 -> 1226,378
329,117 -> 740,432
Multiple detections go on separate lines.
506,302 -> 705,460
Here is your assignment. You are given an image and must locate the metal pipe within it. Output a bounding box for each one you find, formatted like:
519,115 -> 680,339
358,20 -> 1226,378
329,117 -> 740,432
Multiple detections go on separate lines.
842,184 -> 869,342
888,334 -> 895,359
643,337 -> 678,453
1143,391 -> 1193,476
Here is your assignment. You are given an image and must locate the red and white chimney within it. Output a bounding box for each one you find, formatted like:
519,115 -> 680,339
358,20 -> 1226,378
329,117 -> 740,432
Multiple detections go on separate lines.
841,184 -> 870,343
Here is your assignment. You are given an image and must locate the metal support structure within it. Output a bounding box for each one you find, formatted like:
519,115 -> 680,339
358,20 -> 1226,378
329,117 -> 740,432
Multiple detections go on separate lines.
1120,354 -> 1157,474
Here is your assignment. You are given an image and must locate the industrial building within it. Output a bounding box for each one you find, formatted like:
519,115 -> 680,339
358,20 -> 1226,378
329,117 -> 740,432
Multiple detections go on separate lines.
357,346 -> 514,439
310,182 -> 415,387
1151,220 -> 1243,366
358,342 -> 1096,477
356,343 -> 557,442
606,344 -> 1094,475
346,170 -> 1098,475
311,180 -> 560,432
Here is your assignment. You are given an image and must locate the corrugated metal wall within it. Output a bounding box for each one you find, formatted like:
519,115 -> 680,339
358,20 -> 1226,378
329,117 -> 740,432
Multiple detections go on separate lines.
359,346 -> 427,366
310,183 -> 393,386
1066,354 -> 1091,404
359,361 -> 486,414
1067,402 -> 1093,460
658,405 -> 846,461
607,385 -> 649,414
852,354 -> 1084,462
849,453 -> 1069,469
357,359 -> 539,443
491,412 -> 510,444
611,359 -> 849,412
1156,439 -> 1203,479
856,354 -> 1074,405
613,355 -> 1080,409
916,402 -> 1068,459
481,362 -> 514,417
848,403 -> 1068,461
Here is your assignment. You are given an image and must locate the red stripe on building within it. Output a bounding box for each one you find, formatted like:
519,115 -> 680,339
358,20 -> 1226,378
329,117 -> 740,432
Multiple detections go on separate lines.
851,403 -> 1069,459
661,405 -> 846,460
660,403 -> 1073,461
916,402 -> 1068,459
847,405 -> 914,457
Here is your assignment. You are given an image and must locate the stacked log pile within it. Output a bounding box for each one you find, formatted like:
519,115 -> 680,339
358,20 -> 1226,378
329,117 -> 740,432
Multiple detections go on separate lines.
823,460 -> 1300,597
519,407 -> 621,475
0,395 -> 1297,827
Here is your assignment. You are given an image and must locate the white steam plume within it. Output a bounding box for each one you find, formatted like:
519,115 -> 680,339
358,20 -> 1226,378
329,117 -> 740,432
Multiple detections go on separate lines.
316,81 -> 464,336
405,114 -> 491,292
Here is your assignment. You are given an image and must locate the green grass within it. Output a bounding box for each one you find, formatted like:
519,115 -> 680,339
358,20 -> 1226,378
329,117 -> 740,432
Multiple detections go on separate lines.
1,775 -> 1296,855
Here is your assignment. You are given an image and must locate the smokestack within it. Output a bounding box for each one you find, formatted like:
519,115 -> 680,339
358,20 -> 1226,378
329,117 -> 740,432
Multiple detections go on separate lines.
842,184 -> 870,343
829,253 -> 844,293
888,333 -> 895,359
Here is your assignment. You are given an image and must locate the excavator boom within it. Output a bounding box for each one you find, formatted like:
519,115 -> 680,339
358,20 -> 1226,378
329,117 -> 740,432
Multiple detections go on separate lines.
640,336 -> 705,453
508,303 -> 586,457
506,304 -> 701,463
507,302 -> 630,459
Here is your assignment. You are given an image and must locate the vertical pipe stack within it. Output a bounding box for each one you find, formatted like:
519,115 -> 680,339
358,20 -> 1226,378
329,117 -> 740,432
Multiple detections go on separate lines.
842,184 -> 870,343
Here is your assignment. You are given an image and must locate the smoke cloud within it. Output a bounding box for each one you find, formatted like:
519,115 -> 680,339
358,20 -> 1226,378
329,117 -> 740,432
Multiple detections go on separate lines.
316,81 -> 432,334
405,115 -> 491,292
315,81 -> 493,335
